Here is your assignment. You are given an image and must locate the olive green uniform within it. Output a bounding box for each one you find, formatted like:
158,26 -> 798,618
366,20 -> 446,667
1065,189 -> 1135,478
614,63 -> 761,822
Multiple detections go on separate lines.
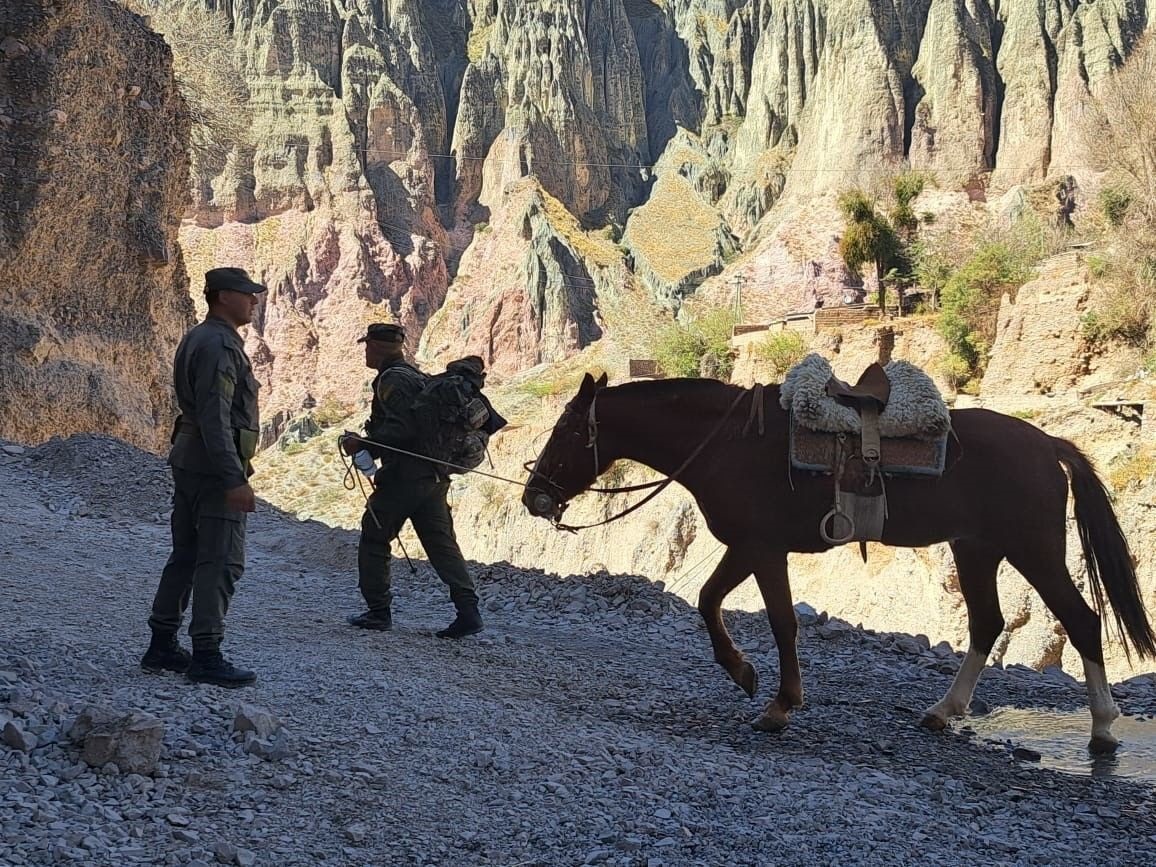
357,359 -> 477,614
149,316 -> 259,653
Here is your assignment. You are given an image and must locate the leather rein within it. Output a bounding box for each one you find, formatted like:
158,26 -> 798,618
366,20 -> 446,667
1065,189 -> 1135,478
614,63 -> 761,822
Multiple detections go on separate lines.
529,384 -> 763,533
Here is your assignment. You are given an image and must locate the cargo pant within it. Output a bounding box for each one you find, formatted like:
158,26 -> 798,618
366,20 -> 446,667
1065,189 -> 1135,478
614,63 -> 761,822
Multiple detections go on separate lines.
357,473 -> 477,614
148,468 -> 246,652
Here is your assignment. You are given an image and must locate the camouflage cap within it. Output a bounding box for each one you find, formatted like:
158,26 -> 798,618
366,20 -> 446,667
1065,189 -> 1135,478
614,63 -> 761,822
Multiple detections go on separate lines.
205,267 -> 266,295
357,323 -> 406,344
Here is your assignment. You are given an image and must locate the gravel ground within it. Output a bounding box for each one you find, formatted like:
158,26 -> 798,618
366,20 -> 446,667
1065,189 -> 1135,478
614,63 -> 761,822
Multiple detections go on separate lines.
3,434 -> 1156,866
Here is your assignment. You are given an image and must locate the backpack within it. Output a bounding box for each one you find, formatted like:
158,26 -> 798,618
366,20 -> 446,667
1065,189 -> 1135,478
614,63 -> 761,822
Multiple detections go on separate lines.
411,362 -> 505,475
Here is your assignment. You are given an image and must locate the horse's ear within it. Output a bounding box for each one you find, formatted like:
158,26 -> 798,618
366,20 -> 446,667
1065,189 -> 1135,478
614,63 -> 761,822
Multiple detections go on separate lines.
577,372 -> 597,399
595,372 -> 608,389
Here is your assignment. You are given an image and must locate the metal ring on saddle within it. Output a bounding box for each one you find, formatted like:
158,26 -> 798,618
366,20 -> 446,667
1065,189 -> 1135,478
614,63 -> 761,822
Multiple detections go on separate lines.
819,507 -> 856,545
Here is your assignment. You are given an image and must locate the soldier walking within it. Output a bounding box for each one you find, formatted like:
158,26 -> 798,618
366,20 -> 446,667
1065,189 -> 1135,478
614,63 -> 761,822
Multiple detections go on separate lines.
343,323 -> 483,639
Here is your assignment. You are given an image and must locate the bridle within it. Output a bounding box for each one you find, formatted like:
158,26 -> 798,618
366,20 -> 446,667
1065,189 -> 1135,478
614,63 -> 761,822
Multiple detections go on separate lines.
525,384 -> 760,532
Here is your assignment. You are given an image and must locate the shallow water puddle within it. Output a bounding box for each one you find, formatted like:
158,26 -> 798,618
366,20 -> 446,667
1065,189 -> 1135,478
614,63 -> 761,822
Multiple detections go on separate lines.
961,707 -> 1156,781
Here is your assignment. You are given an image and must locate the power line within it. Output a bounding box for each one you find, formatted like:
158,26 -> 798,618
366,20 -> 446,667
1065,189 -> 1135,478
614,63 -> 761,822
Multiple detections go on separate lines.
278,141 -> 1107,175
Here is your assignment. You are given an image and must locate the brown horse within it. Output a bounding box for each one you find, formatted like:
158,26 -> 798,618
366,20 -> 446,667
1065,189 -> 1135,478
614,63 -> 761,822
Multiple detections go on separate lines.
522,373 -> 1156,752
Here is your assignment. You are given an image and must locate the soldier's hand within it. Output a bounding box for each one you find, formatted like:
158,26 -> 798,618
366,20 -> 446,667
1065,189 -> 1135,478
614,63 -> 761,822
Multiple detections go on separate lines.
340,431 -> 362,455
225,483 -> 257,513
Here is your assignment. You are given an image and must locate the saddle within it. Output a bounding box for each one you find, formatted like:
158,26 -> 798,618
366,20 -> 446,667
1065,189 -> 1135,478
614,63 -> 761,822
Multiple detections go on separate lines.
825,363 -> 891,467
779,355 -> 951,553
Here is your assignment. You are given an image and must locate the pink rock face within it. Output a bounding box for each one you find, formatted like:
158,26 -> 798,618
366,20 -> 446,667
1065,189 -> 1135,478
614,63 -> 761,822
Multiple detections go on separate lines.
689,194 -> 865,323
419,180 -> 617,378
181,198 -> 447,420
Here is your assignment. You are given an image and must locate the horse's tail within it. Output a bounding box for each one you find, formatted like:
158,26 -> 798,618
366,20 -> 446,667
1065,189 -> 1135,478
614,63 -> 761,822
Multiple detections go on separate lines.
1055,437 -> 1156,660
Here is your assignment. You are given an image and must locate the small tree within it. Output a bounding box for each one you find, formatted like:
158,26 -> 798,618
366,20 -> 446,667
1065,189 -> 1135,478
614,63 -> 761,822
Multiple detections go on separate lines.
754,331 -> 809,379
937,241 -> 1034,374
838,190 -> 900,315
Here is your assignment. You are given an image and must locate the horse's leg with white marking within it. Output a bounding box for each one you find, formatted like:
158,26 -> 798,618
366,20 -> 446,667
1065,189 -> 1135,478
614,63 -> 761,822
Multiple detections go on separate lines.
1006,545 -> 1120,753
1081,658 -> 1121,753
921,541 -> 1004,731
696,548 -> 757,697
750,551 -> 802,733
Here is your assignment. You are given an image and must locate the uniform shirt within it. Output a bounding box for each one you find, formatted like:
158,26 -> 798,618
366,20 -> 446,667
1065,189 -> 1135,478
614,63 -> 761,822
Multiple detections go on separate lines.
169,316 -> 260,489
364,359 -> 429,478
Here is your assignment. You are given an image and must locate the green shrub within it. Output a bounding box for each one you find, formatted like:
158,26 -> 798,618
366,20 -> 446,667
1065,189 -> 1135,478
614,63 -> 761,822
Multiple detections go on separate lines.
890,172 -> 927,233
1110,445 -> 1156,490
1100,186 -> 1133,227
1086,254 -> 1111,279
936,352 -> 973,390
1144,348 -> 1156,374
753,331 -> 809,379
1080,290 -> 1149,345
937,241 -> 1035,375
652,307 -> 736,379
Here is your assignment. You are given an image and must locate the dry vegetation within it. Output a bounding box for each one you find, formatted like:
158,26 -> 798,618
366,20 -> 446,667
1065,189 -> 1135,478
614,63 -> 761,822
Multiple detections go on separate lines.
252,425 -> 365,530
625,174 -> 729,282
122,0 -> 251,169
1076,37 -> 1156,361
466,23 -> 493,64
536,187 -> 621,269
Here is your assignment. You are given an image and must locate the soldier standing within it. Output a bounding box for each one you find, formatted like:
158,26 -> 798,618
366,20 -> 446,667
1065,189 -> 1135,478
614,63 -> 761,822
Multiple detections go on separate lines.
141,267 -> 266,687
343,323 -> 483,639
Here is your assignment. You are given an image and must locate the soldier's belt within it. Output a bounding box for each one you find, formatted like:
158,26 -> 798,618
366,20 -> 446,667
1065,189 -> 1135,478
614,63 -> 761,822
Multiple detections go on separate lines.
173,420 -> 258,460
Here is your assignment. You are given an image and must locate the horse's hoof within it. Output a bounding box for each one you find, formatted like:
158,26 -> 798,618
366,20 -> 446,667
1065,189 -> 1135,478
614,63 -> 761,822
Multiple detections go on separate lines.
752,708 -> 789,733
919,711 -> 948,732
1088,734 -> 1120,755
734,661 -> 758,698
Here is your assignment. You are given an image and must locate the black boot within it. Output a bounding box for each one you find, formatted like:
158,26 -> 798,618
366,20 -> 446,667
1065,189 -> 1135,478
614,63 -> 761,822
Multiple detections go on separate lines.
186,650 -> 256,688
347,609 -> 393,631
436,604 -> 483,639
140,631 -> 191,674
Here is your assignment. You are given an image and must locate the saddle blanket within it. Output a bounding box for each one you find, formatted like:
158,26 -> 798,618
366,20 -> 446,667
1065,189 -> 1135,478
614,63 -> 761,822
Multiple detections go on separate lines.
780,354 -> 951,440
780,354 -> 950,476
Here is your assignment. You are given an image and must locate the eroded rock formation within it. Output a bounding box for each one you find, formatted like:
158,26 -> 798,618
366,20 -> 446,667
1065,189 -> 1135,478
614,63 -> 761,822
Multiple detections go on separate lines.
159,0 -> 1152,428
0,0 -> 193,451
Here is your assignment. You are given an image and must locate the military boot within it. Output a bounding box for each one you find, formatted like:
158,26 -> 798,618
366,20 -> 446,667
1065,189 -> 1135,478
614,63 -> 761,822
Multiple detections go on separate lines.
347,609 -> 393,631
140,631 -> 192,674
186,650 -> 256,688
436,604 -> 483,639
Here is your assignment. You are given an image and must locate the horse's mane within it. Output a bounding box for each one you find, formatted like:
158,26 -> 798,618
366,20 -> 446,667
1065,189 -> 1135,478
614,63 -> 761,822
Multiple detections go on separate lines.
608,377 -> 750,400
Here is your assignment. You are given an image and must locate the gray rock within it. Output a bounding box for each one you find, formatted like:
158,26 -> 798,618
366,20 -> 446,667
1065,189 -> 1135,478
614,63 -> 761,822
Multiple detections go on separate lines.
81,713 -> 164,776
2,720 -> 36,752
233,704 -> 279,740
243,729 -> 292,762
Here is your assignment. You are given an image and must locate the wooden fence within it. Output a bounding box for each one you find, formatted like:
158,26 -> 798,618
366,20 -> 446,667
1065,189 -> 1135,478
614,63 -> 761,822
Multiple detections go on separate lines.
732,304 -> 899,339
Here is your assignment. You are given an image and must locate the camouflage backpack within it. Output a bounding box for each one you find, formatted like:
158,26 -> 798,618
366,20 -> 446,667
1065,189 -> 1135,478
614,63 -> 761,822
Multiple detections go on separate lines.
411,357 -> 502,475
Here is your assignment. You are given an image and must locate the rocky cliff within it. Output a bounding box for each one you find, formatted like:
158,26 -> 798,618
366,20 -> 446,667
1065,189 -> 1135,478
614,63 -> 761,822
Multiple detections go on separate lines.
159,0 -> 1153,431
0,0 -> 193,452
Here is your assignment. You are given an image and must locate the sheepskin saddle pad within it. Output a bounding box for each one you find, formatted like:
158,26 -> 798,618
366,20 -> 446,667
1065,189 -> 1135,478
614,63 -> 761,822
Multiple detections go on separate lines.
780,354 -> 950,440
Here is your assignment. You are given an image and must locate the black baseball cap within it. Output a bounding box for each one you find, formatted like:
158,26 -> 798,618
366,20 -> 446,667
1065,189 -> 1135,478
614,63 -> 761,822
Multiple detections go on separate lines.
357,323 -> 406,343
205,267 -> 267,295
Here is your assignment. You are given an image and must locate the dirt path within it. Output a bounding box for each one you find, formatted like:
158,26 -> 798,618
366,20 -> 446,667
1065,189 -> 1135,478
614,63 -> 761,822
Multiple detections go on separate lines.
2,436 -> 1155,866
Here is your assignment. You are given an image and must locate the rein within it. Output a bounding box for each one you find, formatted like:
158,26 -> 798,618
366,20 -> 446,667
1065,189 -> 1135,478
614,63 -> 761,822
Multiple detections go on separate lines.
550,385 -> 760,533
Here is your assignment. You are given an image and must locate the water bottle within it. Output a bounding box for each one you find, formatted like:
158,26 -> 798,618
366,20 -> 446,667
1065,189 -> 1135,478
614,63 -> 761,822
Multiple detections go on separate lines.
353,449 -> 377,480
